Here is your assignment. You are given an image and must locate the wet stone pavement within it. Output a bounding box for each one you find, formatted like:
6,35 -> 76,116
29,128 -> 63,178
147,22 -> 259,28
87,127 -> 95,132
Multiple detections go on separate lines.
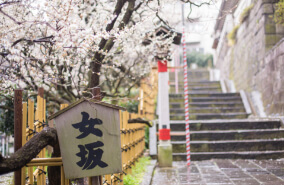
151,159 -> 284,185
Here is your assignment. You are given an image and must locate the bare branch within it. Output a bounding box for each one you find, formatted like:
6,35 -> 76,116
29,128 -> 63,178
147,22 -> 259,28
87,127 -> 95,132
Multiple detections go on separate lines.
0,127 -> 58,175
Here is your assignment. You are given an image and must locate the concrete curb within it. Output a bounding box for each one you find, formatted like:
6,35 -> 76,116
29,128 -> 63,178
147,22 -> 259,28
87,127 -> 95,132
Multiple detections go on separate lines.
240,90 -> 252,115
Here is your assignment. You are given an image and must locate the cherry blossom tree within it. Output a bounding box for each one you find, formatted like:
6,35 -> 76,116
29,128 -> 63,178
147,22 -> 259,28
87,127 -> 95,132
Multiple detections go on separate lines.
0,0 -> 217,180
0,0 -> 216,110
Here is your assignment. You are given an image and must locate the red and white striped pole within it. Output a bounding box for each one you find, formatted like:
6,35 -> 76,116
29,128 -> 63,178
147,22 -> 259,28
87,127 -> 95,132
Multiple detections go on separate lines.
182,27 -> 191,166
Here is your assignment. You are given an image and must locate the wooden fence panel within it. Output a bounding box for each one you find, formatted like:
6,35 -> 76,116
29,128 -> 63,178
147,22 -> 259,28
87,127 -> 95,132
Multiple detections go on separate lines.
27,99 -> 34,185
21,102 -> 27,185
18,76 -> 157,185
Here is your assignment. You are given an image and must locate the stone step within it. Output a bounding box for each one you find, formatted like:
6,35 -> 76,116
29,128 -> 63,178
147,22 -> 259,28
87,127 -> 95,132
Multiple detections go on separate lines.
170,84 -> 221,89
171,75 -> 210,81
187,90 -> 223,93
170,112 -> 248,120
170,81 -> 221,86
170,72 -> 210,77
169,96 -> 242,103
170,87 -> 222,92
169,69 -> 209,73
166,129 -> 284,141
170,101 -> 244,108
168,119 -> 281,131
169,84 -> 221,90
170,107 -> 246,114
172,151 -> 284,161
171,139 -> 284,153
169,70 -> 210,74
170,92 -> 241,98
170,90 -> 223,93
170,89 -> 222,94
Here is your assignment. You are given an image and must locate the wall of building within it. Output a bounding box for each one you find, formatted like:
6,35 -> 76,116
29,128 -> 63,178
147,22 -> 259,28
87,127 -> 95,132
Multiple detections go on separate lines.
215,0 -> 284,115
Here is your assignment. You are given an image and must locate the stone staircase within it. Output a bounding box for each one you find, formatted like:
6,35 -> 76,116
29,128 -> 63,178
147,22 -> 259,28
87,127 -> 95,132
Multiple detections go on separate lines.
169,93 -> 249,120
159,69 -> 284,161
169,69 -> 249,120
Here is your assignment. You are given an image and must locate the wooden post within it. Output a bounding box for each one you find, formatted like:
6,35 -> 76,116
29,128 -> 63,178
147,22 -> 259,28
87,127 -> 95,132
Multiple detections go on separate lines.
91,87 -> 102,185
21,102 -> 27,185
126,113 -> 131,175
37,91 -> 43,185
38,87 -> 44,98
104,175 -> 111,185
37,87 -> 47,185
14,89 -> 23,185
28,99 -> 34,185
61,166 -> 65,185
120,110 -> 124,185
92,87 -> 101,101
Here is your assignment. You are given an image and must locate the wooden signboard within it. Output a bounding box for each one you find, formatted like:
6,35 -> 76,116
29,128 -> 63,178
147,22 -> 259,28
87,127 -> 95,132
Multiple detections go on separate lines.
50,99 -> 123,179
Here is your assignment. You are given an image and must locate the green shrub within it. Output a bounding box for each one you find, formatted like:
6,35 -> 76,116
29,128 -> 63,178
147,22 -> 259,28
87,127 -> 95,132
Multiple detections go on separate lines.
0,99 -> 14,136
227,25 -> 240,45
119,100 -> 139,113
239,4 -> 254,23
185,52 -> 213,68
274,0 -> 284,25
145,126 -> 149,149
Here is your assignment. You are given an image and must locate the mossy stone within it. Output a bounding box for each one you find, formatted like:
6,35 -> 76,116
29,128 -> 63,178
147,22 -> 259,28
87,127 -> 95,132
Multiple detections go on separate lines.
158,144 -> 173,167
265,35 -> 283,46
265,24 -> 276,34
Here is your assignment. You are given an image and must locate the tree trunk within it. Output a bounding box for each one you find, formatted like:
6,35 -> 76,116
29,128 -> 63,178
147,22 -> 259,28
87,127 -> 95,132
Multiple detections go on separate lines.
0,127 -> 58,175
47,132 -> 61,185
88,0 -> 137,89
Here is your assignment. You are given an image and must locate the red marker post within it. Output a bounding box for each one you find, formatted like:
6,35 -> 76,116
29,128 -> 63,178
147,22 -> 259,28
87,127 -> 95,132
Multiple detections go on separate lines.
157,60 -> 173,167
159,127 -> 171,141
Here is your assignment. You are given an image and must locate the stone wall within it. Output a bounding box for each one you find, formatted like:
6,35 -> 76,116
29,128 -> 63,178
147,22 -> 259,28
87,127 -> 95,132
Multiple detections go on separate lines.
254,38 -> 284,115
215,0 -> 284,115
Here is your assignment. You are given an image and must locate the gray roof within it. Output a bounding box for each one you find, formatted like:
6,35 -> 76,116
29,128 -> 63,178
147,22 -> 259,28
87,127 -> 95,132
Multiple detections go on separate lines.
48,98 -> 126,120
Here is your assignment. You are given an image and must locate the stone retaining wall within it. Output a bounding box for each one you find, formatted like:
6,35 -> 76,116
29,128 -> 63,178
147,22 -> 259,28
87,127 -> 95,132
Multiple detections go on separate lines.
215,0 -> 284,115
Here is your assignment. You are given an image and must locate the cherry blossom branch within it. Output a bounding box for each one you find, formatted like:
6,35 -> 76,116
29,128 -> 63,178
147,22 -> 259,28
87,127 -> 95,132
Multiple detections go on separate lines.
11,36 -> 54,47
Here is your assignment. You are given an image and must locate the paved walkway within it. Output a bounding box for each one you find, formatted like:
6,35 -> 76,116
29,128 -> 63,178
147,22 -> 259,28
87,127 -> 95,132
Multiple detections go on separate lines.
151,159 -> 284,185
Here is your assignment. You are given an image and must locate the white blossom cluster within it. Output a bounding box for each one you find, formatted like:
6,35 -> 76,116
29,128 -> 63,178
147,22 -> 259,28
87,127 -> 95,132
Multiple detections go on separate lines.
0,0 -> 207,101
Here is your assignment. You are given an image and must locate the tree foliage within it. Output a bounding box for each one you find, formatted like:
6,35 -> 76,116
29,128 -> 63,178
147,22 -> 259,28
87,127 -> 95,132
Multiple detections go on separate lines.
239,4 -> 254,23
0,0 -> 216,126
227,25 -> 240,46
0,99 -> 14,135
186,51 -> 213,68
275,0 -> 284,25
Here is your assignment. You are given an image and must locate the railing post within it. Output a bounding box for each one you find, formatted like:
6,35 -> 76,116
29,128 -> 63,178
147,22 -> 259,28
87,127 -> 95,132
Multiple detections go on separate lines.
89,87 -> 103,185
14,89 -> 23,185
37,87 -> 46,185
27,99 -> 34,184
21,102 -> 27,185
120,110 -> 124,185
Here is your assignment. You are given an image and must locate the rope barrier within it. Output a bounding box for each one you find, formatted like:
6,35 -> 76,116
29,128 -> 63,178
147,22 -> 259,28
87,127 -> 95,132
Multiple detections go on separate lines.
182,27 -> 191,166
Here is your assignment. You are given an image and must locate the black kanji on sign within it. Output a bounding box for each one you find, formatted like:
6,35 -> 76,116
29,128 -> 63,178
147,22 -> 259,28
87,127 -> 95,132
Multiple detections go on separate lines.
76,141 -> 108,170
72,112 -> 103,139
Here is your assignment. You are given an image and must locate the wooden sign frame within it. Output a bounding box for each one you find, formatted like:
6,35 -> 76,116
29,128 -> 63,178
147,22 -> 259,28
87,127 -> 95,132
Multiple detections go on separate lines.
51,100 -> 123,179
